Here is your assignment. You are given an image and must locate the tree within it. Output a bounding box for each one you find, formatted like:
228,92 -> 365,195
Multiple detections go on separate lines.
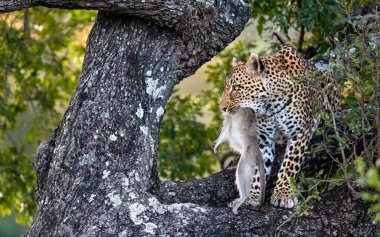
0,1 -> 378,236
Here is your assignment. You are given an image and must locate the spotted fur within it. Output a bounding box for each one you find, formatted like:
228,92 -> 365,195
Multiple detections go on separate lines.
220,45 -> 339,208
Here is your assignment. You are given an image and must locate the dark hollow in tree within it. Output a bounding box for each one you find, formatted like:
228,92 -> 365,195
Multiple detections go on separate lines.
0,1 -> 378,236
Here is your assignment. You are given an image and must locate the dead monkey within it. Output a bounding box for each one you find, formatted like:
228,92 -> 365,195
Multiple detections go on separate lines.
213,108 -> 265,214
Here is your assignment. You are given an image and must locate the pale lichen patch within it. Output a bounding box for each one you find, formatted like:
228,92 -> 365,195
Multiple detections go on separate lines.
129,170 -> 141,183
118,230 -> 128,237
89,194 -> 96,202
79,151 -> 95,166
156,107 -> 164,119
129,192 -> 137,199
145,76 -> 166,99
135,104 -> 144,119
149,135 -> 155,152
146,77 -> 158,96
148,197 -> 165,215
145,222 -> 157,234
109,134 -> 117,141
122,177 -> 129,188
139,126 -> 148,136
129,202 -> 146,225
147,196 -> 206,215
153,85 -> 166,99
107,191 -> 122,207
102,170 -> 110,179
167,202 -> 206,214
119,129 -> 125,137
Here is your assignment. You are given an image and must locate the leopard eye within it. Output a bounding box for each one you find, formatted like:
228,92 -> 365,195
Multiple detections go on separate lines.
232,85 -> 240,92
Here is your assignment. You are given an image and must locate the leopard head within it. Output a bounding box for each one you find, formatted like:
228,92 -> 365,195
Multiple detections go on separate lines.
220,53 -> 269,115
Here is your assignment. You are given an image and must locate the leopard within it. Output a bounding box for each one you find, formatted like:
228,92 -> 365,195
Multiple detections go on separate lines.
219,45 -> 339,208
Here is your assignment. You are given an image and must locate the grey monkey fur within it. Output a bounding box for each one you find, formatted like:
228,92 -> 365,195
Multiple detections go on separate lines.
213,108 -> 265,214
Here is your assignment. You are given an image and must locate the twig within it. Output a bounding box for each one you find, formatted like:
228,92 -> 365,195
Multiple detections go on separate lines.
297,0 -> 305,51
272,32 -> 285,46
322,161 -> 334,192
375,6 -> 380,167
324,93 -> 357,196
23,9 -> 30,37
276,213 -> 296,231
300,178 -> 345,193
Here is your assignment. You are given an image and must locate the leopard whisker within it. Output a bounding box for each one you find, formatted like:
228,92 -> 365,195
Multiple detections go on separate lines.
227,105 -> 240,114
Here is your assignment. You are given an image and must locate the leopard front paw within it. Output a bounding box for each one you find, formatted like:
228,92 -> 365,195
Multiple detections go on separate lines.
270,189 -> 298,208
246,195 -> 261,207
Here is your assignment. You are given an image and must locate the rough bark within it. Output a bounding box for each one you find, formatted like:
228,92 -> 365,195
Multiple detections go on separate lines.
0,0 -> 247,56
1,0 -> 378,236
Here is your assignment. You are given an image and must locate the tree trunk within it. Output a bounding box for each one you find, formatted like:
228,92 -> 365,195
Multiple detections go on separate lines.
0,1 -> 378,236
16,1 -> 250,235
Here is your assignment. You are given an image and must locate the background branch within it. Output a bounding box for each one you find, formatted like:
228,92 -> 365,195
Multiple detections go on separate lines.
0,0 -> 249,59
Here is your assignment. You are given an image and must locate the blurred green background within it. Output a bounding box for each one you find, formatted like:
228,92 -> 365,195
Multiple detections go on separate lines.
0,215 -> 27,237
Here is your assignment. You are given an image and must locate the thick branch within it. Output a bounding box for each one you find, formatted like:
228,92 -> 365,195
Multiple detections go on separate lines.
156,182 -> 377,236
154,130 -> 379,236
0,0 -> 250,58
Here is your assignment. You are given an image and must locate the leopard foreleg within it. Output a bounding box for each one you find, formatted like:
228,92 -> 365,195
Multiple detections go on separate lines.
270,131 -> 311,208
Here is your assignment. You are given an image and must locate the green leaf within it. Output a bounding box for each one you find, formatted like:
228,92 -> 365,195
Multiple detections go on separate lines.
367,168 -> 380,190
257,16 -> 266,35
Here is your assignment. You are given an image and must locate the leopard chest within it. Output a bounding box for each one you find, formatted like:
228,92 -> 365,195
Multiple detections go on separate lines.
272,96 -> 313,138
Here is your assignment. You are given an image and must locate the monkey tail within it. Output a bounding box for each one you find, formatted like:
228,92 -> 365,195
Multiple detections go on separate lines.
256,145 -> 266,206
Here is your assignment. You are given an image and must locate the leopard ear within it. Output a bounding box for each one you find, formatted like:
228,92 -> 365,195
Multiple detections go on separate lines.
246,53 -> 263,76
232,57 -> 243,67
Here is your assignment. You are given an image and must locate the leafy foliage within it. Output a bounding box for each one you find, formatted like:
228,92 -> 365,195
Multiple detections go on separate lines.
299,8 -> 380,219
0,8 -> 95,224
326,13 -> 379,169
356,158 -> 380,221
158,92 -> 216,180
247,0 -> 373,53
